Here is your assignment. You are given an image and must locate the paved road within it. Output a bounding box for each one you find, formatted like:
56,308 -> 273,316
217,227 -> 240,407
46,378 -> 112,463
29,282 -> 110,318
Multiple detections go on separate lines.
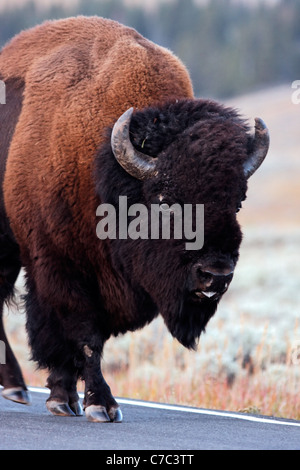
0,387 -> 299,450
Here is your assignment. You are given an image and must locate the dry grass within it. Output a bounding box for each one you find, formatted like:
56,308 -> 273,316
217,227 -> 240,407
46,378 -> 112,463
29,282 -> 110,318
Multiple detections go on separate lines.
3,84 -> 300,420
102,311 -> 300,420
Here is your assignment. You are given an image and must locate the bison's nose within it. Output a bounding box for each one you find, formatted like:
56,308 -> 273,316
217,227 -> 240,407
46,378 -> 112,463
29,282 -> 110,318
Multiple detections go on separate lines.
188,264 -> 234,300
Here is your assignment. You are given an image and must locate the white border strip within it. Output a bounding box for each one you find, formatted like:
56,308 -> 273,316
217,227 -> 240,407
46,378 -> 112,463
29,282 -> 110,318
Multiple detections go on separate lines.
28,386 -> 300,428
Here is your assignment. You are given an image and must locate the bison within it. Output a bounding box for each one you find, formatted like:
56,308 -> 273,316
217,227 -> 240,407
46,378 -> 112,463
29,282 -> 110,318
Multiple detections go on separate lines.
0,17 -> 269,422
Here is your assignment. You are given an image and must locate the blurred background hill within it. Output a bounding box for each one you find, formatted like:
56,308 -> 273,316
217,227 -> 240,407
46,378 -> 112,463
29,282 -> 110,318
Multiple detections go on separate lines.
1,0 -> 299,419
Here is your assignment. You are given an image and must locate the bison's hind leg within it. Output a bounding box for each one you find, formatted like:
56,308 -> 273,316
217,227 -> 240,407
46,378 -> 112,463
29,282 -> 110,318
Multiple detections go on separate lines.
25,281 -> 83,417
0,235 -> 30,405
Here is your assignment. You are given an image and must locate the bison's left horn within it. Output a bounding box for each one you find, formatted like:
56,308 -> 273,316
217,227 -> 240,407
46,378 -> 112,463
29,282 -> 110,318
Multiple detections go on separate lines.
243,118 -> 270,179
111,107 -> 158,180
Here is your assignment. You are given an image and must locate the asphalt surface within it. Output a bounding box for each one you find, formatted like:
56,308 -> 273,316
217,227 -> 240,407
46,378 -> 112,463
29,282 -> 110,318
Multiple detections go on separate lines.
0,387 -> 299,450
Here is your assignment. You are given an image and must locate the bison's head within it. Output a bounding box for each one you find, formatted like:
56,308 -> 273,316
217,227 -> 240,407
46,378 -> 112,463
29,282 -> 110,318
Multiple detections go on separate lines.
96,99 -> 269,349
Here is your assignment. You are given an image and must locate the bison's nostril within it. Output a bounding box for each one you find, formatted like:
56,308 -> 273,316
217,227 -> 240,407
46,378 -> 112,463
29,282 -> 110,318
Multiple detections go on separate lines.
196,269 -> 213,288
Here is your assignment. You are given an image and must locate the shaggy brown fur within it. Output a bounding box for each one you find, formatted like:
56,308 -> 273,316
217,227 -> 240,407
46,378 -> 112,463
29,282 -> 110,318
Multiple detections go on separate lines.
1,16 -> 193,261
1,17 -> 193,320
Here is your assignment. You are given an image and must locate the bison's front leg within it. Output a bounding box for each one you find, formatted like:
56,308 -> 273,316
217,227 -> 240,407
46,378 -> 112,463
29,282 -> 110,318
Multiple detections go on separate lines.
83,347 -> 122,423
25,260 -> 122,422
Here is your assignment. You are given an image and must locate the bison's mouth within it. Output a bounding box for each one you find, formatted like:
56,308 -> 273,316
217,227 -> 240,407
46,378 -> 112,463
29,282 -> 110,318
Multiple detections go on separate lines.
190,286 -> 229,302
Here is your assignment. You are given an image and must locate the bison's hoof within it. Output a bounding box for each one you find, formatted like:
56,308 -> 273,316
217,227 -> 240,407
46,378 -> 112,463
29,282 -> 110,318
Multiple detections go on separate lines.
46,399 -> 82,417
85,404 -> 111,422
108,406 -> 123,423
85,404 -> 123,423
70,400 -> 83,416
1,387 -> 31,405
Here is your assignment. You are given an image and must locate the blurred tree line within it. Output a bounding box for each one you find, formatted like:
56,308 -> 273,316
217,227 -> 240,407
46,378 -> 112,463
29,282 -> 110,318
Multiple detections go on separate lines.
0,0 -> 299,98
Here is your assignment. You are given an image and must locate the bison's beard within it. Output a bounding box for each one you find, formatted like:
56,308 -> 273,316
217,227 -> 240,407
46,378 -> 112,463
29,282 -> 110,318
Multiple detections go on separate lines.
114,239 -> 220,350
163,292 -> 219,350
138,258 -> 220,350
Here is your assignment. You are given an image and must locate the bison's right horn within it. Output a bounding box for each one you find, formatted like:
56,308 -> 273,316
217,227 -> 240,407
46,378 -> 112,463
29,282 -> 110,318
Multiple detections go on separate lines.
243,117 -> 270,179
111,107 -> 158,181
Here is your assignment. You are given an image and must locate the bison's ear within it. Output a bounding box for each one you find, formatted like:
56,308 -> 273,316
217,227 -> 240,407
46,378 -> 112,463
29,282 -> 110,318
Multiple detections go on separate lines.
243,118 -> 269,179
111,107 -> 158,181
